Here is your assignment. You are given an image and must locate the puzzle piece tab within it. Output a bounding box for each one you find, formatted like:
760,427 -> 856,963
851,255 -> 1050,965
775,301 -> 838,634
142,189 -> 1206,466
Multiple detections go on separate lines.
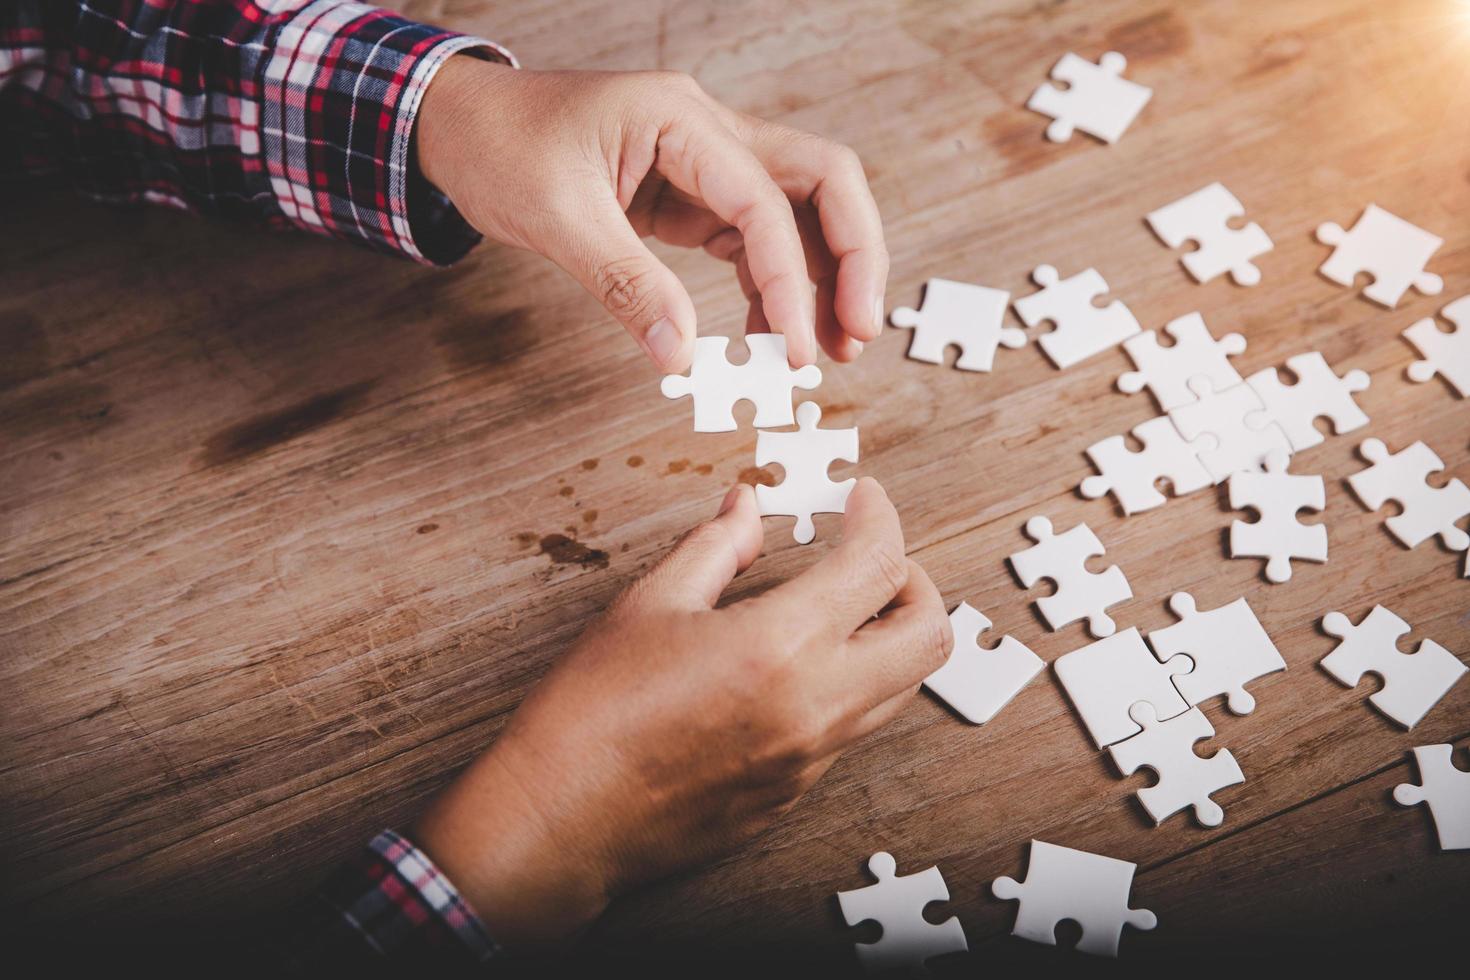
1346,438 -> 1470,552
1009,516 -> 1132,638
1394,743 -> 1470,851
1117,312 -> 1247,412
1167,376 -> 1292,484
838,851 -> 969,974
1026,51 -> 1152,144
1146,182 -> 1273,286
1320,606 -> 1467,729
1244,351 -> 1370,451
1147,592 -> 1286,715
992,840 -> 1156,958
1228,451 -> 1327,584
1080,415 -> 1212,515
1109,703 -> 1245,827
661,334 -> 822,432
1054,627 -> 1189,749
1012,265 -> 1141,369
923,602 -> 1044,725
890,278 -> 1025,371
1404,294 -> 1470,398
754,402 -> 857,544
1315,204 -> 1444,308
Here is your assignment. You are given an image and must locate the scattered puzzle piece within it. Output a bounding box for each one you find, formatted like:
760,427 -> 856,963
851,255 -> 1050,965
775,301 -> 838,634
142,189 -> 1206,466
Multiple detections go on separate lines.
923,602 -> 1043,725
1117,312 -> 1247,412
890,278 -> 1025,372
1315,204 -> 1444,308
992,840 -> 1156,957
1012,265 -> 1142,369
1244,351 -> 1370,451
1346,438 -> 1470,552
1403,294 -> 1470,398
1054,627 -> 1189,749
1026,51 -> 1152,144
1108,703 -> 1245,828
1009,516 -> 1132,638
1080,415 -> 1212,515
754,402 -> 858,544
660,334 -> 822,432
1228,451 -> 1328,584
1394,743 -> 1470,851
1320,606 -> 1468,729
837,851 -> 969,974
1167,376 -> 1292,484
1146,182 -> 1273,286
1147,593 -> 1286,715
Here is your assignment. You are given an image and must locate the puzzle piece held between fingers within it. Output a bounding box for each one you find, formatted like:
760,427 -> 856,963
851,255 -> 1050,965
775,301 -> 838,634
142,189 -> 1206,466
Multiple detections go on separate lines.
1146,182 -> 1274,286
1404,295 -> 1470,398
1244,352 -> 1370,452
1027,51 -> 1152,144
992,840 -> 1156,958
1108,703 -> 1245,827
1228,450 -> 1327,584
1117,312 -> 1247,412
838,851 -> 969,974
1012,265 -> 1142,369
890,278 -> 1025,372
1147,593 -> 1286,715
1320,606 -> 1468,729
1167,377 -> 1292,484
754,402 -> 858,544
1346,438 -> 1470,552
1054,627 -> 1189,749
1009,516 -> 1132,638
923,602 -> 1044,725
1315,204 -> 1444,308
1394,744 -> 1470,851
661,334 -> 822,432
1080,415 -> 1212,515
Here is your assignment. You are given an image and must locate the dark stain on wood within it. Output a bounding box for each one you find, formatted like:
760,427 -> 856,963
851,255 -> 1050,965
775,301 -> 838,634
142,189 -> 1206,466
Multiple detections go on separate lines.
416,523 -> 439,535
200,380 -> 377,465
433,307 -> 535,370
582,509 -> 598,525
738,466 -> 777,487
1104,9 -> 1191,64
514,531 -> 538,550
559,485 -> 575,497
581,458 -> 599,470
627,455 -> 644,467
666,459 -> 690,474
537,533 -> 609,570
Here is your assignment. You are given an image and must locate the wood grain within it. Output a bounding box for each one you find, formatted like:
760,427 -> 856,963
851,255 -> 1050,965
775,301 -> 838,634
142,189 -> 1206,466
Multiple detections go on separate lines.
2,0 -> 1467,964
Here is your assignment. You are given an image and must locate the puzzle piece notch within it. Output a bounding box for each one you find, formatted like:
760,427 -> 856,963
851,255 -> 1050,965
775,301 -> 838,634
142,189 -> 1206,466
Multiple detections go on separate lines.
1116,312 -> 1247,412
1108,703 -> 1245,827
1026,51 -> 1153,145
890,278 -> 1025,372
1146,182 -> 1274,286
1393,744 -> 1470,851
660,334 -> 822,432
1167,376 -> 1292,484
1404,295 -> 1470,398
837,851 -> 969,974
1079,415 -> 1212,515
1148,592 -> 1286,715
754,401 -> 858,544
1227,450 -> 1327,584
1315,204 -> 1444,308
923,602 -> 1044,725
1346,438 -> 1470,552
1244,351 -> 1370,452
1054,627 -> 1190,749
1320,606 -> 1468,729
991,840 -> 1156,958
1009,516 -> 1133,638
1012,265 -> 1142,370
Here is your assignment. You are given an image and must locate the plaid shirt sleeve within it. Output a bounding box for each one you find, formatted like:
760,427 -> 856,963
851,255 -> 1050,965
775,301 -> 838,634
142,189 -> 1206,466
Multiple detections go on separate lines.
0,1 -> 515,265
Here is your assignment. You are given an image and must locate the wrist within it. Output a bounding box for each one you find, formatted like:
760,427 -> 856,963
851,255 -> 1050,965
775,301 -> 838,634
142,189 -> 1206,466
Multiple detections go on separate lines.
416,55 -> 518,206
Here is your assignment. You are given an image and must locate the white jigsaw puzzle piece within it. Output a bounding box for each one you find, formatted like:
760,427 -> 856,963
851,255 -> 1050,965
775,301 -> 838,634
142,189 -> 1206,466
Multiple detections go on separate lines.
1167,376 -> 1292,484
890,278 -> 1025,372
1026,51 -> 1152,144
1012,265 -> 1141,369
1404,295 -> 1470,398
1108,703 -> 1245,828
1320,605 -> 1468,729
1146,182 -> 1273,286
1009,516 -> 1132,638
1228,450 -> 1328,584
923,602 -> 1044,725
1054,627 -> 1189,749
1315,204 -> 1444,308
1147,592 -> 1286,715
1244,351 -> 1370,451
660,334 -> 822,432
1117,312 -> 1247,412
754,401 -> 858,544
1346,438 -> 1470,552
1080,415 -> 1212,515
837,851 -> 969,974
1394,743 -> 1470,851
991,840 -> 1156,958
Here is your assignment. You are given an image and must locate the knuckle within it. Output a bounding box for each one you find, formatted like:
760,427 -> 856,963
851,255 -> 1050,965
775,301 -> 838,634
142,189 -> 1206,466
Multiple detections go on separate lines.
865,538 -> 910,598
592,256 -> 660,323
825,140 -> 866,180
918,603 -> 954,669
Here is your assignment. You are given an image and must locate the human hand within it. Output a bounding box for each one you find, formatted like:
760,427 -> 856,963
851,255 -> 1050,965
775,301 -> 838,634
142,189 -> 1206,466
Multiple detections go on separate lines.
416,58 -> 889,372
411,479 -> 949,949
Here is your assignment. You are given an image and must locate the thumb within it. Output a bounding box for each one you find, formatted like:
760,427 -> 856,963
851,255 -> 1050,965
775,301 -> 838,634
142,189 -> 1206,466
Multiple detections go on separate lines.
549,194 -> 698,372
635,485 -> 763,610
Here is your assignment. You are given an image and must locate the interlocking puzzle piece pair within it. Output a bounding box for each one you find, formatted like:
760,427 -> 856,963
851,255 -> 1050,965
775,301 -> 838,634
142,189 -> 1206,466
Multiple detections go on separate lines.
1147,182 -> 1274,287
1347,438 -> 1470,578
923,602 -> 1043,725
1403,294 -> 1470,399
993,840 -> 1155,958
1395,744 -> 1470,851
890,278 -> 1025,371
1008,516 -> 1131,638
1320,605 -> 1467,730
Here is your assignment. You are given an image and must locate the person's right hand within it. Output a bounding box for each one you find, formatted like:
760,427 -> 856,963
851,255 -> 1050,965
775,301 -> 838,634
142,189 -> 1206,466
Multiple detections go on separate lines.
411,478 -> 951,949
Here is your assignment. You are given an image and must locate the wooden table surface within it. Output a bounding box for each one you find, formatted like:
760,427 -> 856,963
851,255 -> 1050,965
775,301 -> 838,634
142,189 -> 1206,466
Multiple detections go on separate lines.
4,0 -> 1468,966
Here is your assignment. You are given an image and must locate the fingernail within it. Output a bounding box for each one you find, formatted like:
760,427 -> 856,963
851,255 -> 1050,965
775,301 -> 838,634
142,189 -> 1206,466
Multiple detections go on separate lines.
645,317 -> 681,367
872,293 -> 886,334
717,484 -> 743,516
